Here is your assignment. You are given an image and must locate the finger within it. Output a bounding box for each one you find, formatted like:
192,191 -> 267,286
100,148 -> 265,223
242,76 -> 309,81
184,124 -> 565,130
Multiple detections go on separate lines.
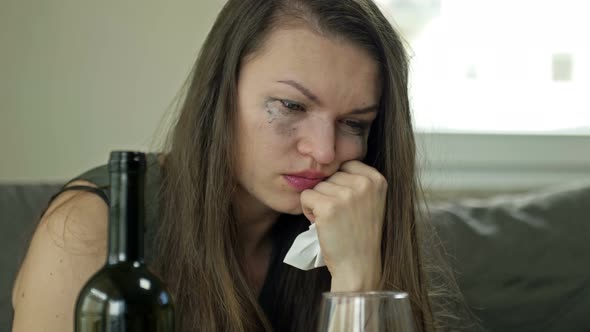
328,172 -> 379,196
313,180 -> 354,202
340,160 -> 387,188
328,171 -> 386,196
339,160 -> 371,175
300,189 -> 332,223
325,171 -> 361,188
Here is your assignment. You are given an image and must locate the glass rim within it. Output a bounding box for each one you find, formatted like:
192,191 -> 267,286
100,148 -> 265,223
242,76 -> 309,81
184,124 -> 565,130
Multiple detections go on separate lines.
322,291 -> 409,299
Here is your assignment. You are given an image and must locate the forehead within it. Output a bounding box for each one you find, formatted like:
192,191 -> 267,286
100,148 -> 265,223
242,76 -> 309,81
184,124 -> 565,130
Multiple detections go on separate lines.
241,26 -> 381,105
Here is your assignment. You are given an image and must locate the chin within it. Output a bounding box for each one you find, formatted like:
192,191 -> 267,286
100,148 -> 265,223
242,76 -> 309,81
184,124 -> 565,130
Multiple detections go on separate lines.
282,205 -> 303,215
270,196 -> 303,215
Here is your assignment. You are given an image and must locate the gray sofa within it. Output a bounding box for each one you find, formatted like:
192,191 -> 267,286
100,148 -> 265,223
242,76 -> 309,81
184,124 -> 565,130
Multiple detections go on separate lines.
430,182 -> 590,331
1,184 -> 62,330
2,182 -> 589,331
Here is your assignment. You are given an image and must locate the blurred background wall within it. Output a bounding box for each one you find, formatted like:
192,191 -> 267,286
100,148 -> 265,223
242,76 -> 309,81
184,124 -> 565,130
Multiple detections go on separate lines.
1,0 -> 225,182
2,0 -> 589,193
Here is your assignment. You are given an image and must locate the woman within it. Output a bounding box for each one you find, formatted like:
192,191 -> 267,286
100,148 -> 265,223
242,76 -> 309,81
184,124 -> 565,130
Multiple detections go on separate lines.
12,0 -> 461,331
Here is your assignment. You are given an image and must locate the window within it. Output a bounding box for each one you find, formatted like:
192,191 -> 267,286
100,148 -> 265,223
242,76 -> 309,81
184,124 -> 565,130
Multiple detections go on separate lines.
376,0 -> 590,191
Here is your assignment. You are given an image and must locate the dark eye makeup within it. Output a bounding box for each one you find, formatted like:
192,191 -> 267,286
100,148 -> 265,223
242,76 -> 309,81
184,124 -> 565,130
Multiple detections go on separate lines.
266,97 -> 372,136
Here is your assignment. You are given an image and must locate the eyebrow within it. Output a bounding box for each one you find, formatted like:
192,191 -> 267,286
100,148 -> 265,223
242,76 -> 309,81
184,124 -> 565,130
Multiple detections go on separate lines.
349,105 -> 379,115
276,79 -> 379,115
277,80 -> 322,105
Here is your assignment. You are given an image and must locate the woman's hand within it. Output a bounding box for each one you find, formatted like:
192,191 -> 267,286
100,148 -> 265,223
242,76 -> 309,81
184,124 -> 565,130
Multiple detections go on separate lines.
300,160 -> 387,292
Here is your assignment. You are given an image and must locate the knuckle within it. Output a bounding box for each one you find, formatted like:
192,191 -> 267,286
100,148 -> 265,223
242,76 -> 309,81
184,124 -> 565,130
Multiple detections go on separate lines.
356,177 -> 372,191
381,179 -> 388,192
376,173 -> 388,188
323,201 -> 337,215
340,187 -> 354,201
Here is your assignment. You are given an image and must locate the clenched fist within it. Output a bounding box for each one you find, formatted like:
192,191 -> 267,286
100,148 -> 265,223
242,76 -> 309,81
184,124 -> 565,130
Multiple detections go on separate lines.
300,160 -> 387,292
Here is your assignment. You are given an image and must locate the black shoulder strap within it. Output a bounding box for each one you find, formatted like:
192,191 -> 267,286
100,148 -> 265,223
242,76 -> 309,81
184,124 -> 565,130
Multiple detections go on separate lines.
43,153 -> 159,220
44,162 -> 111,212
54,185 -> 109,205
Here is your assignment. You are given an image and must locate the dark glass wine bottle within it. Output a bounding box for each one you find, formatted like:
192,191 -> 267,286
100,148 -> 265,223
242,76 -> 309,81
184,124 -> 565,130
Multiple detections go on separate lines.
75,151 -> 174,331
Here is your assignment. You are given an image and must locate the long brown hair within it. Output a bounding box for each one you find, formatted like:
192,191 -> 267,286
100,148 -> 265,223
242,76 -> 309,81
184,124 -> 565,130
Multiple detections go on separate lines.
154,0 -> 458,331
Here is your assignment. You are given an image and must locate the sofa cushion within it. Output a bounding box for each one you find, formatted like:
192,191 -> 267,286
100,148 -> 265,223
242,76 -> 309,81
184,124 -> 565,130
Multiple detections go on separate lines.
0,184 -> 62,329
430,181 -> 590,331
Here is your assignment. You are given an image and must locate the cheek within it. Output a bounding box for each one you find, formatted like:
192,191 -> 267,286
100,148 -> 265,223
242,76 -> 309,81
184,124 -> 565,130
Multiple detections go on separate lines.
275,122 -> 298,137
242,115 -> 297,163
338,134 -> 368,161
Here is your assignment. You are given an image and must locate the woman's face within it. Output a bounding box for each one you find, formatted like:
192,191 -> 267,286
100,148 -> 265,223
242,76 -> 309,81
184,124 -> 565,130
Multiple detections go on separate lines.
235,26 -> 381,215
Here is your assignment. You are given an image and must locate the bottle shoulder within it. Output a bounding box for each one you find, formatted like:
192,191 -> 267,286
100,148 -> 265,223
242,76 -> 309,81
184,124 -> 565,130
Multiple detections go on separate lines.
79,263 -> 173,307
75,262 -> 175,330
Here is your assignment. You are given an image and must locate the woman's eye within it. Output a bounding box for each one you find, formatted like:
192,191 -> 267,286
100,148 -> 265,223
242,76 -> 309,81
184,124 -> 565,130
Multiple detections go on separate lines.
280,99 -> 306,112
342,119 -> 370,135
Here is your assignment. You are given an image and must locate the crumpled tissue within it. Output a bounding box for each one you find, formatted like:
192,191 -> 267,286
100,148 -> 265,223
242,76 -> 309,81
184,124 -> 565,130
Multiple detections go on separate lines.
283,223 -> 326,270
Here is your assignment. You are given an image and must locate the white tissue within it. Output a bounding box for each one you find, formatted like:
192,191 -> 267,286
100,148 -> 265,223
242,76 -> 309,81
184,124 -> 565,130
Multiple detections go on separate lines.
283,223 -> 326,270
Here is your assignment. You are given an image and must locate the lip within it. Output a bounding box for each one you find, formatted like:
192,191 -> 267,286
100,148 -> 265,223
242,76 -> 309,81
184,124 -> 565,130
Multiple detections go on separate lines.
283,170 -> 328,192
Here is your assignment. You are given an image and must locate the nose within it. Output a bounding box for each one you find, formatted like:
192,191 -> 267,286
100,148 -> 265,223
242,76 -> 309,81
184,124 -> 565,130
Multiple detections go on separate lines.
296,121 -> 336,165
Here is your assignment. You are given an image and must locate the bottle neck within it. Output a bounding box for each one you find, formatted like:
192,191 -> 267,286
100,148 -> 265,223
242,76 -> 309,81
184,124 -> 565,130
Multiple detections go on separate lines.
108,170 -> 145,265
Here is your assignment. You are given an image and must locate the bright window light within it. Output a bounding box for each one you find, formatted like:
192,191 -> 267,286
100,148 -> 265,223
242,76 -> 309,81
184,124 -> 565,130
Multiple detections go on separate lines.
376,0 -> 590,135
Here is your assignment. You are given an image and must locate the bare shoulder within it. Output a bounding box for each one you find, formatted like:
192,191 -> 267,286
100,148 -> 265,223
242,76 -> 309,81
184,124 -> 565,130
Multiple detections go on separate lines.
11,180 -> 109,332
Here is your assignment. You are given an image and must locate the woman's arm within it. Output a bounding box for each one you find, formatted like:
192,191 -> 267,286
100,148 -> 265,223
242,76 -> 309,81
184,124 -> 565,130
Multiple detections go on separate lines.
12,182 -> 108,332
